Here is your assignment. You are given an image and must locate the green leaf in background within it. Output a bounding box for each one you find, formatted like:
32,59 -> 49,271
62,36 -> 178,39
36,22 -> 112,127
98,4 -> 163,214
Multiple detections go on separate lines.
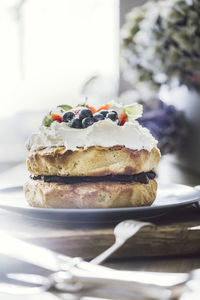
57,104 -> 72,111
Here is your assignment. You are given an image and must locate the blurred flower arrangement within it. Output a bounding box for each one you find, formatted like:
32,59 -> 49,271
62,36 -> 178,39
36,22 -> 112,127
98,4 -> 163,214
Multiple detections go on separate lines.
138,99 -> 188,155
121,0 -> 200,94
120,0 -> 198,156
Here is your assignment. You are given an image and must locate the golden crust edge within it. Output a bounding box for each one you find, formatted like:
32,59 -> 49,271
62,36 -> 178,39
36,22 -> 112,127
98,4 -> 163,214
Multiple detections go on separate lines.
27,146 -> 161,176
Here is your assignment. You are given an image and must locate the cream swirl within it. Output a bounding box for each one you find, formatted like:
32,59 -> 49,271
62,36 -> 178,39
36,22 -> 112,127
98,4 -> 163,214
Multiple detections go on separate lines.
26,119 -> 158,152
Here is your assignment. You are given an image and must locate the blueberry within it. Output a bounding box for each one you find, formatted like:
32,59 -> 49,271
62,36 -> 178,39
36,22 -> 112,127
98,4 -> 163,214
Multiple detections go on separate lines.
70,118 -> 82,128
110,110 -> 118,117
82,117 -> 94,128
62,111 -> 75,122
99,110 -> 108,117
106,112 -> 119,121
79,108 -> 93,120
93,113 -> 105,122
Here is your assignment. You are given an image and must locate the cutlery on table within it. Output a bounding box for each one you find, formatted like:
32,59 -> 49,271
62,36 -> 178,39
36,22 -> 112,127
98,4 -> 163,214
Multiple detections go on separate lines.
91,219 -> 155,264
0,230 -> 188,299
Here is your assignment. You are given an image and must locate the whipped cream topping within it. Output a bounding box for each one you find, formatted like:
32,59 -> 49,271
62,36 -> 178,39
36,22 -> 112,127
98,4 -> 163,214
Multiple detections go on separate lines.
26,119 -> 157,152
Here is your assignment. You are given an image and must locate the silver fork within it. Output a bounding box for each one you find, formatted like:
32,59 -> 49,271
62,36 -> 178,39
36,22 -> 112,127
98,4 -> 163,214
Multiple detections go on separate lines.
91,220 -> 155,265
2,220 -> 156,296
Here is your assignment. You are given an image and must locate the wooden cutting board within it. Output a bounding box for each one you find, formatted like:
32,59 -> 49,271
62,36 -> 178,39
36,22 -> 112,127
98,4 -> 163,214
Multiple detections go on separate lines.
6,205 -> 199,259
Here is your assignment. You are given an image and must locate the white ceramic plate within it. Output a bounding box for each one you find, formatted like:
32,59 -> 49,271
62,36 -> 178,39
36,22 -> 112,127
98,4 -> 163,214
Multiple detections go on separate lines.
0,183 -> 199,222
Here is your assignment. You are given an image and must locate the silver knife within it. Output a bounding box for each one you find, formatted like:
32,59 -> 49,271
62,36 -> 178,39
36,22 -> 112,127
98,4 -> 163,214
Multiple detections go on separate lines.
0,231 -> 64,271
0,231 -> 188,299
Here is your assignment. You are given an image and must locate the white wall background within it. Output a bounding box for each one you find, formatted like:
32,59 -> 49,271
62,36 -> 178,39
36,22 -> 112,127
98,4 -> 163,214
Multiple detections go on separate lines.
0,0 -> 119,162
0,0 -> 119,118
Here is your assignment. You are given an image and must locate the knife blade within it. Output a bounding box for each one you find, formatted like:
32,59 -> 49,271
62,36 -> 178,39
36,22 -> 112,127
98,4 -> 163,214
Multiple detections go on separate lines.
0,231 -> 66,271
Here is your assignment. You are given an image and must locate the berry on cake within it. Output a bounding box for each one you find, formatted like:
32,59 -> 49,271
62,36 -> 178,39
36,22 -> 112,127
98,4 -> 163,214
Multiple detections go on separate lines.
25,101 -> 161,208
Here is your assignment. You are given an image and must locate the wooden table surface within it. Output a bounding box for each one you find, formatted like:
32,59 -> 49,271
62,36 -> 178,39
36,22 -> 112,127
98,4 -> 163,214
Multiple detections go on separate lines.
1,157 -> 200,300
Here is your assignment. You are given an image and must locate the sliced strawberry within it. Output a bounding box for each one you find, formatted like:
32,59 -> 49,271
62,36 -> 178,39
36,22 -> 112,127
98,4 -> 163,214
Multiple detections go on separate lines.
119,113 -> 127,126
51,113 -> 62,123
96,103 -> 110,112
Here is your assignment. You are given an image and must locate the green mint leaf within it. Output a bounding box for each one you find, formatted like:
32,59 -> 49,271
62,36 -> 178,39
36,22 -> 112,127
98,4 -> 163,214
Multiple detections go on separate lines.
57,105 -> 72,111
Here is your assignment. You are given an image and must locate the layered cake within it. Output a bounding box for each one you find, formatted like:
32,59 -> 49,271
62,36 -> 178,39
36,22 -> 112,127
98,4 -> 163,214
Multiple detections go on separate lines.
25,101 -> 160,208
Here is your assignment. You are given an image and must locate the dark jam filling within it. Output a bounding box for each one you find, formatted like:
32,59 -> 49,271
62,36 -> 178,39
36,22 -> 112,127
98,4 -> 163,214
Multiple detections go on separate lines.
31,171 -> 156,184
